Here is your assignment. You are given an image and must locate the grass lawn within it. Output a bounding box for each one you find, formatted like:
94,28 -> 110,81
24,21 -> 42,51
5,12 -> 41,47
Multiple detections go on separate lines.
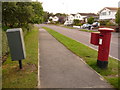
79,29 -> 98,32
2,27 -> 39,88
43,27 -> 119,88
62,25 -> 99,32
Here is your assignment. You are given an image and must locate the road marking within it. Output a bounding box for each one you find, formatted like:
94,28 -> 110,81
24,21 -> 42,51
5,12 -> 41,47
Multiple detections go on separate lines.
38,29 -> 40,87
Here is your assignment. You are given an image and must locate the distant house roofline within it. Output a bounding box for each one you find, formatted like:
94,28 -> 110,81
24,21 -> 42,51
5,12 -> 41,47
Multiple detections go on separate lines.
99,7 -> 118,13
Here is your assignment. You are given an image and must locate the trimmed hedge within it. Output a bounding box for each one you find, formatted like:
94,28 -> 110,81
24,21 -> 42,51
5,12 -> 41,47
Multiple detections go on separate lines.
2,31 -> 9,57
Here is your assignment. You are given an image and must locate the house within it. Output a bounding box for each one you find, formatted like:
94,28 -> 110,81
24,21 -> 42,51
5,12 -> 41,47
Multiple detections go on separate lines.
77,13 -> 98,22
64,13 -> 98,25
64,14 -> 75,25
48,16 -> 59,23
52,16 -> 59,22
99,7 -> 118,20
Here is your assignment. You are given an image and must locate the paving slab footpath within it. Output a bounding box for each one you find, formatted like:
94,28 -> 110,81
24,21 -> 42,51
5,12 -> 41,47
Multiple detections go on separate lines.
38,28 -> 113,88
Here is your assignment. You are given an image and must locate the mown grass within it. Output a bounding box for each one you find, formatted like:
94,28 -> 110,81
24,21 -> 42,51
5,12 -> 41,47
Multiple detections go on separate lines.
2,27 -> 39,88
43,27 -> 119,88
62,25 -> 98,32
79,29 -> 98,32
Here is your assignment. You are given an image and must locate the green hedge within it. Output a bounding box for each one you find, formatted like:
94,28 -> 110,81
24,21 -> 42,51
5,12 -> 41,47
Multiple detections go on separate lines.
2,31 -> 9,57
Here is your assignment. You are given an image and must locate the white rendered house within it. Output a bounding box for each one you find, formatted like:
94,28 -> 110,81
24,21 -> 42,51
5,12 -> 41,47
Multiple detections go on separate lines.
48,16 -> 59,23
64,13 -> 98,25
64,14 -> 75,25
99,7 -> 118,20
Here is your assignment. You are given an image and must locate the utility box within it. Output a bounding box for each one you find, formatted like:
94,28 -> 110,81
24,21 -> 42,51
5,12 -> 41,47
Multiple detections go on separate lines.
6,28 -> 26,61
90,32 -> 100,45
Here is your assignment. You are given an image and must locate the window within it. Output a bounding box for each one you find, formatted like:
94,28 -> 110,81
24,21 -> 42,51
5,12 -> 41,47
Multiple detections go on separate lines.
109,11 -> 111,15
102,12 -> 106,15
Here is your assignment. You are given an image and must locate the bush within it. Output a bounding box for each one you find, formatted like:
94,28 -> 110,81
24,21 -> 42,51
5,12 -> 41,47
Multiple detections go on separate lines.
2,31 -> 9,57
16,24 -> 34,37
73,19 -> 80,26
99,20 -> 109,25
106,21 -> 116,26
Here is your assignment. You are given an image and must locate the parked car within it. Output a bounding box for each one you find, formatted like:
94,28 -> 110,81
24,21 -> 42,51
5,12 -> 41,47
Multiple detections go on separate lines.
81,24 -> 92,29
92,22 -> 100,27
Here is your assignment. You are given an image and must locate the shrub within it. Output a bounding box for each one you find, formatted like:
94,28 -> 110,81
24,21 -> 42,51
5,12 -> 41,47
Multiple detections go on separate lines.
73,19 -> 80,26
106,21 -> 116,26
2,31 -> 9,57
99,20 -> 109,25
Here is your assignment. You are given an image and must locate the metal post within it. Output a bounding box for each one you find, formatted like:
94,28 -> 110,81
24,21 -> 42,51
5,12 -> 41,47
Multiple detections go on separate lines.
19,60 -> 22,69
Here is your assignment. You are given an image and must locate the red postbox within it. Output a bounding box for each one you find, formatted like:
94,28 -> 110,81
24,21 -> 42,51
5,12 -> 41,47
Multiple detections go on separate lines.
90,28 -> 114,68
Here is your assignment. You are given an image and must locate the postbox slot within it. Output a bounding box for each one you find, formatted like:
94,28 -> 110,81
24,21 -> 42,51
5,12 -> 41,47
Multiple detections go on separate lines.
90,32 -> 100,45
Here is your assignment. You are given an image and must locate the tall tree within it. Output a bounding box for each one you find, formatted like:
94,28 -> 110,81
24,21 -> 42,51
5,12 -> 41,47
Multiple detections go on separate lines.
2,2 -> 18,27
32,2 -> 44,24
2,2 -> 44,27
43,11 -> 49,22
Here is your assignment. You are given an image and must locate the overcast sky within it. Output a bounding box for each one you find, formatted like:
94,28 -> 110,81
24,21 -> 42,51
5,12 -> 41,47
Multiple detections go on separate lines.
37,0 -> 119,14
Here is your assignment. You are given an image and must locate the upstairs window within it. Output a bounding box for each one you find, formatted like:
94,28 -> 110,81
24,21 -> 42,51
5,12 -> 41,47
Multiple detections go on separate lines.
109,11 -> 111,15
101,12 -> 106,15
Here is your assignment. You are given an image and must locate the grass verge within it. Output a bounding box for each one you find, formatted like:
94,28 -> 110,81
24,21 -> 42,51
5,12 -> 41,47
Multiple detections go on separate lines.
79,29 -> 98,32
62,25 -> 98,32
43,27 -> 119,88
2,27 -> 39,88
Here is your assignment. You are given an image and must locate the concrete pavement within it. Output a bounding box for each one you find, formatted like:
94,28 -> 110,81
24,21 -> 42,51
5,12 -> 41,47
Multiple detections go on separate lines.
38,28 -> 113,88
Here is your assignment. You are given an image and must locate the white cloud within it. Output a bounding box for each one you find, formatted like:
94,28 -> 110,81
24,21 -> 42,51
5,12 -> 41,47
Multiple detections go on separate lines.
39,0 -> 119,14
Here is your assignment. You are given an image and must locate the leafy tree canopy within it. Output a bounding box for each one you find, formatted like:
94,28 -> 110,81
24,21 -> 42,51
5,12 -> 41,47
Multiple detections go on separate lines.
2,2 -> 44,28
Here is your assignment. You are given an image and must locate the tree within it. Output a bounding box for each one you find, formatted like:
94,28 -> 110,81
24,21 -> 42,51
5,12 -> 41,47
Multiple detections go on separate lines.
43,11 -> 49,22
115,8 -> 120,25
2,2 -> 18,27
2,2 -> 44,28
87,16 -> 94,24
32,2 -> 44,24
16,2 -> 34,26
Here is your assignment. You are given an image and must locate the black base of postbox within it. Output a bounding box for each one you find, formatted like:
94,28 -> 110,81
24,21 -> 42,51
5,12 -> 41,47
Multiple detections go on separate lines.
97,60 -> 108,69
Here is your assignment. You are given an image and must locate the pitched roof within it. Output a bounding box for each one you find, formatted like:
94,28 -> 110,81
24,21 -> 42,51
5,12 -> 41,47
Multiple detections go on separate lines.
99,7 -> 118,13
78,13 -> 98,16
105,7 -> 118,10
